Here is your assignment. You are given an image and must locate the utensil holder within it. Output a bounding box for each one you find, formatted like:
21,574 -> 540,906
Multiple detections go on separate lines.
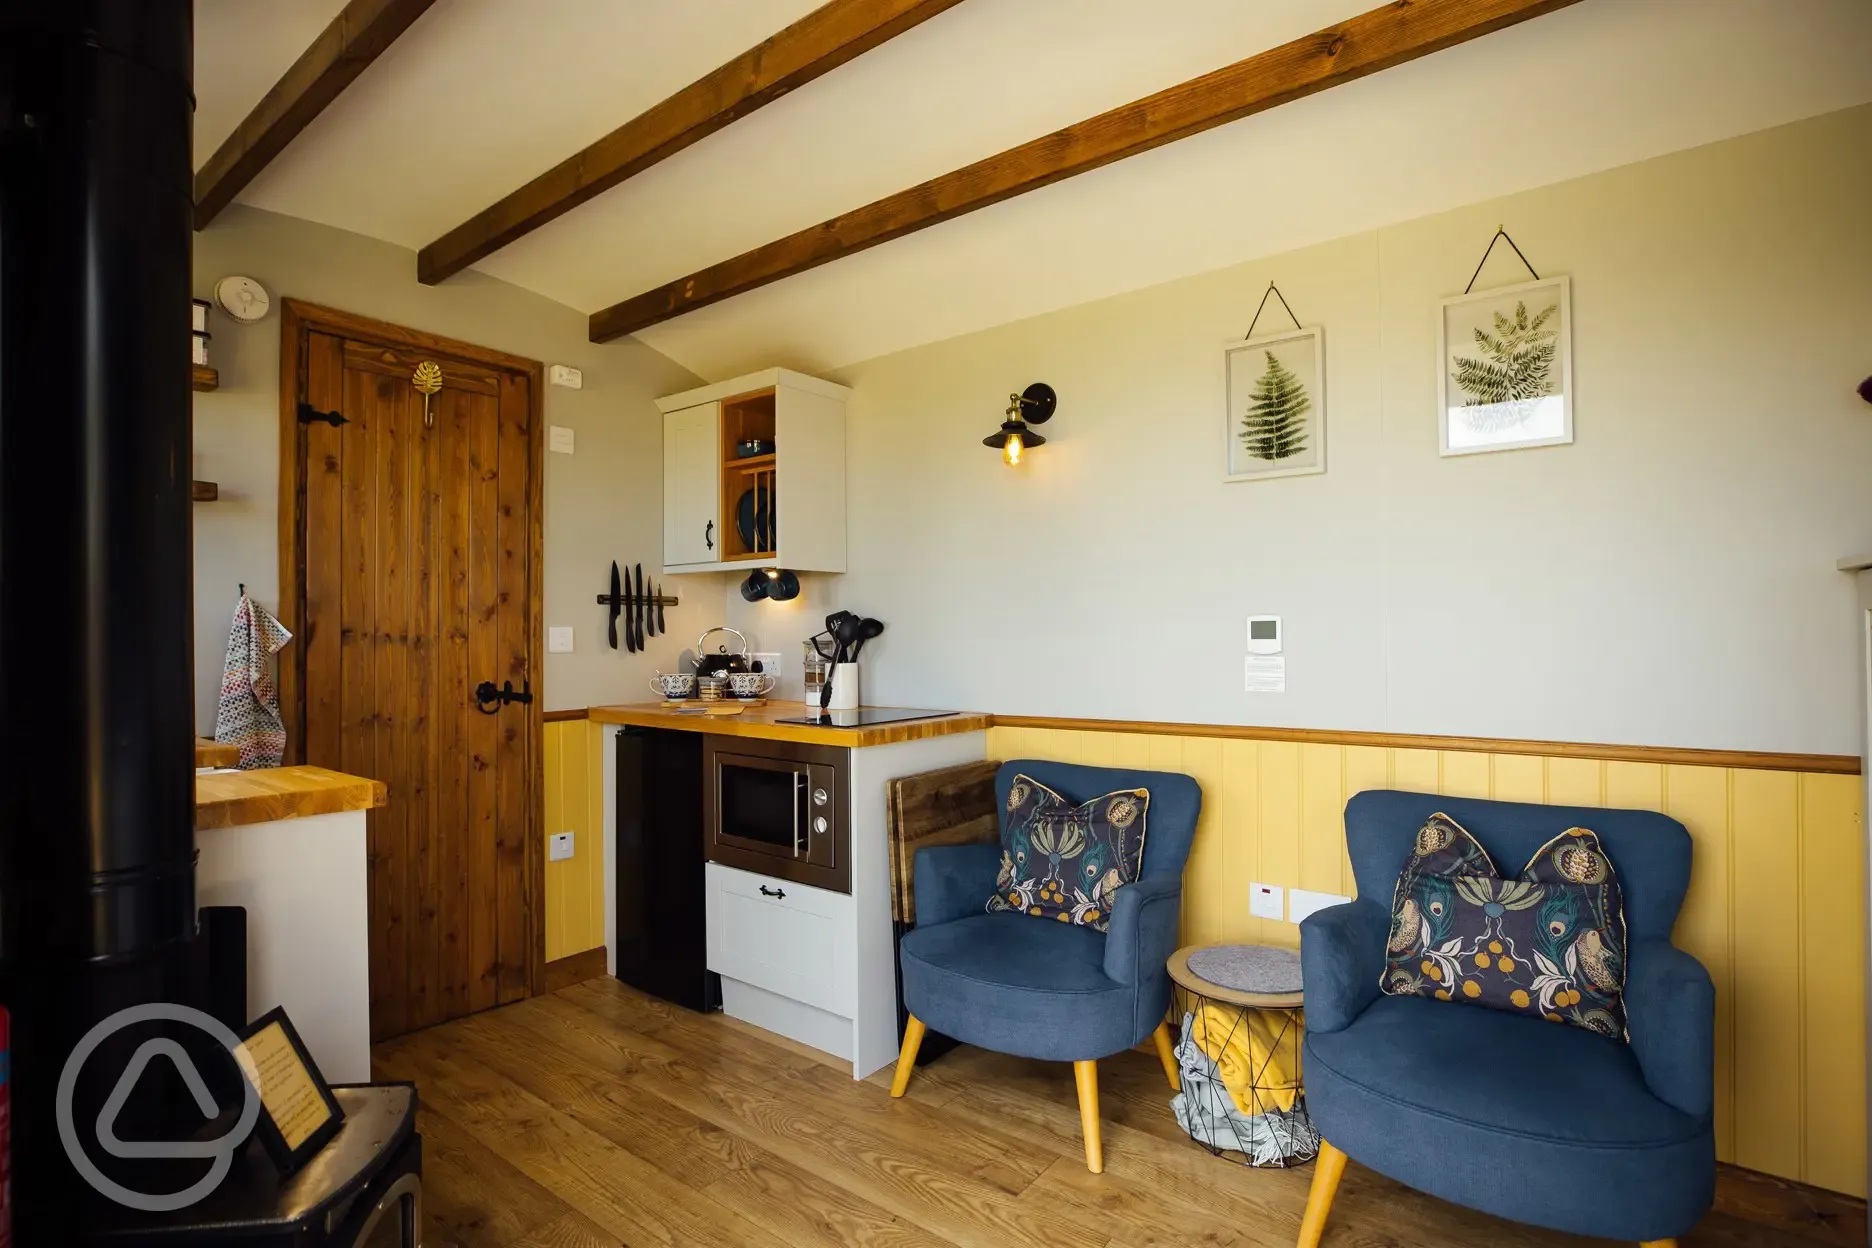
825,664 -> 858,711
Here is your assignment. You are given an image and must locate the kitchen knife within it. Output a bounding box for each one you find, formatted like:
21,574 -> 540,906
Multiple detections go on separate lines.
650,581 -> 662,636
633,563 -> 646,651
608,561 -> 621,650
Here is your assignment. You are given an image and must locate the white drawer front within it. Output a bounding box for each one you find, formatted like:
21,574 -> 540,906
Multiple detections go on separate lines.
706,863 -> 855,1018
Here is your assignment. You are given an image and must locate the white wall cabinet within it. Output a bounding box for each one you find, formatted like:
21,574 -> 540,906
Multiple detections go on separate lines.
657,368 -> 848,576
662,402 -> 720,568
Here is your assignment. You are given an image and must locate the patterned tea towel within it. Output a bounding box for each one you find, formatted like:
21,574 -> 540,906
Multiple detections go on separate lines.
215,593 -> 292,769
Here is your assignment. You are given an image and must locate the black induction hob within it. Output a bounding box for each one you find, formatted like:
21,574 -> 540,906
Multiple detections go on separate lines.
773,707 -> 960,728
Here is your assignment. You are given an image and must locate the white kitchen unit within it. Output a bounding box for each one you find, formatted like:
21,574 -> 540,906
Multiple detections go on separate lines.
658,367 -> 848,575
194,768 -> 384,1084
594,706 -> 988,1079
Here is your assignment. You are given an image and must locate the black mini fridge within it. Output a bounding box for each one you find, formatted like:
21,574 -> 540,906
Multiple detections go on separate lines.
614,727 -> 720,1012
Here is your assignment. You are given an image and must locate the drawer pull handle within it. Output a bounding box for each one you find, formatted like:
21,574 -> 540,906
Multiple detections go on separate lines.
759,885 -> 787,899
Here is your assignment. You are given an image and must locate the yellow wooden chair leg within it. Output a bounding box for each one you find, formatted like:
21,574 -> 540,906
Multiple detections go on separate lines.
1150,1020 -> 1181,1092
1297,1140 -> 1348,1248
1073,1059 -> 1103,1173
889,1015 -> 926,1098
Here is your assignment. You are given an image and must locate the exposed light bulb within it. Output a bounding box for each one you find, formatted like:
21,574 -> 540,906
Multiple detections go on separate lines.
764,567 -> 780,579
1003,431 -> 1024,466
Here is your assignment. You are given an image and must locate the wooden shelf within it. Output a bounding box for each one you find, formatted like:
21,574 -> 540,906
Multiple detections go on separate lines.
730,453 -> 776,472
193,480 -> 219,502
192,364 -> 219,392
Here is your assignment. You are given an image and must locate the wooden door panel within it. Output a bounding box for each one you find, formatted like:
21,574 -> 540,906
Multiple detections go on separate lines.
495,370 -> 533,1004
297,320 -> 537,1042
302,332 -> 346,769
465,384 -> 503,1016
436,383 -> 475,1026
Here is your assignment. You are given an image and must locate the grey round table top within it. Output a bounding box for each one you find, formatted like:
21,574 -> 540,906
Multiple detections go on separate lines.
1169,944 -> 1304,1008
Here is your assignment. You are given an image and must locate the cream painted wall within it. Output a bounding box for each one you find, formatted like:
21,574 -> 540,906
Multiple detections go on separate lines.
191,206 -> 704,731
771,106 -> 1872,756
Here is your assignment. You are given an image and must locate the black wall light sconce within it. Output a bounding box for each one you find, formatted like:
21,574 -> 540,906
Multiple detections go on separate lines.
740,568 -> 801,602
983,382 -> 1056,466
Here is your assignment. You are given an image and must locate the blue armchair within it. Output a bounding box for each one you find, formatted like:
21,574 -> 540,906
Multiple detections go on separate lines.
890,760 -> 1201,1172
1297,790 -> 1715,1248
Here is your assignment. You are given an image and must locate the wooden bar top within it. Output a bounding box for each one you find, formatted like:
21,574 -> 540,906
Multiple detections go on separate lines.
196,738 -> 240,768
196,765 -> 388,831
587,701 -> 990,748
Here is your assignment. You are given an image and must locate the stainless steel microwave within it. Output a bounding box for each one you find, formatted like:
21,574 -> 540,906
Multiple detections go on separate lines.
703,737 -> 849,894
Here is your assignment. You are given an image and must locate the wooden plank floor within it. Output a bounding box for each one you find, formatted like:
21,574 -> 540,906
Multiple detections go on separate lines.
374,978 -> 1848,1248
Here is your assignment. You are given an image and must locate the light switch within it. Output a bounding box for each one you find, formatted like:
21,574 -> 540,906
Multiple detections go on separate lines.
1249,882 -> 1285,921
548,365 -> 583,390
1288,888 -> 1351,925
549,832 -> 575,861
547,626 -> 573,653
548,425 -> 575,454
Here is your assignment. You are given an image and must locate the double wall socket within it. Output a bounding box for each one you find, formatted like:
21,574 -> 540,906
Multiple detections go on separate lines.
1249,883 -> 1351,923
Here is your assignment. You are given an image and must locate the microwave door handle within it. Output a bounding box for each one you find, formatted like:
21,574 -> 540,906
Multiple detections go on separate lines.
793,772 -> 804,858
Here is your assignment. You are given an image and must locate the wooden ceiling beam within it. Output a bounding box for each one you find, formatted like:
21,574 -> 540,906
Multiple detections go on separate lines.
589,0 -> 1582,343
194,0 -> 437,230
417,0 -> 968,286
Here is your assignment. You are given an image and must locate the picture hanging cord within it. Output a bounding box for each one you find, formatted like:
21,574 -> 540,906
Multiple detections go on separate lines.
1463,225 -> 1540,294
1243,281 -> 1302,340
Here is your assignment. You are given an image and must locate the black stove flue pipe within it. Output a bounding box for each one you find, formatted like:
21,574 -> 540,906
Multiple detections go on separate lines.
0,1 -> 201,1241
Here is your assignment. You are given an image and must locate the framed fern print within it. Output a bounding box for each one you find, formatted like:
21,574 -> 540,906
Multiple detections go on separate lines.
1225,325 -> 1324,482
1437,275 -> 1572,456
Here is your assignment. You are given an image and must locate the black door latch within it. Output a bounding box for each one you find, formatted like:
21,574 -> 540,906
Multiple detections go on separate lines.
473,679 -> 533,714
297,402 -> 349,427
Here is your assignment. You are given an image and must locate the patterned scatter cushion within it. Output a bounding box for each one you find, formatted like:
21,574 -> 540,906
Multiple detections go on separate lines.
1380,812 -> 1629,1040
986,775 -> 1149,931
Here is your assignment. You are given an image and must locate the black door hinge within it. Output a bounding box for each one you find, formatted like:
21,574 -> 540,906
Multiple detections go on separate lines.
297,402 -> 348,427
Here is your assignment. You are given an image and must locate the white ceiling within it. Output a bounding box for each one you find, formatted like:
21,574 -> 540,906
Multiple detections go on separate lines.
195,0 -> 1872,382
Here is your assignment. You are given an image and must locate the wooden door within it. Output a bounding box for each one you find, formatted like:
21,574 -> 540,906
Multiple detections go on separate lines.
288,313 -> 540,1041
662,401 -> 719,567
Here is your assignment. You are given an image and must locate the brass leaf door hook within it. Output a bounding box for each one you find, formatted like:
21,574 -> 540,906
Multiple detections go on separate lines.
412,360 -> 442,427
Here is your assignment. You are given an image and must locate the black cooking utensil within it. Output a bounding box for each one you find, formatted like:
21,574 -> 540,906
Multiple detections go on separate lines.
655,584 -> 665,636
849,617 -> 884,660
607,561 -> 622,651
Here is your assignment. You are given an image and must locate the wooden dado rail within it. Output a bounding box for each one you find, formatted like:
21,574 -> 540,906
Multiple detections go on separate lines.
992,715 -> 1861,775
552,706 -> 1860,775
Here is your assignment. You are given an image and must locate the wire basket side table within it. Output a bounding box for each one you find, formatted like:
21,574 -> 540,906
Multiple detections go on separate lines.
1167,944 -> 1318,1168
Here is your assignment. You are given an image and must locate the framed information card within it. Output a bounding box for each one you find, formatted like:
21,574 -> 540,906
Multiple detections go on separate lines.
234,1007 -> 345,1175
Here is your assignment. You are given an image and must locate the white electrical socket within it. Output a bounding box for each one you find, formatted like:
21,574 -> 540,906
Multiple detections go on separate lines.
1249,882 -> 1285,921
548,425 -> 575,454
1288,888 -> 1351,925
547,626 -> 573,653
549,832 -> 574,861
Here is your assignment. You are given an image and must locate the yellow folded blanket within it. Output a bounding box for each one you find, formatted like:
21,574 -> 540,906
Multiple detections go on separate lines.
1189,1001 -> 1304,1115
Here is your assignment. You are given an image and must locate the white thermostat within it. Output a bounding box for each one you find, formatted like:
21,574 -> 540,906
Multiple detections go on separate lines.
1246,615 -> 1283,654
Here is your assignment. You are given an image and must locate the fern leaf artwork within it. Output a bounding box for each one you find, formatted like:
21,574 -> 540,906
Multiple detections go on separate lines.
1240,350 -> 1311,461
1450,299 -> 1559,433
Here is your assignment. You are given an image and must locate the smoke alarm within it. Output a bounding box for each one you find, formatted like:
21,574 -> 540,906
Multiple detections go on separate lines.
214,275 -> 270,323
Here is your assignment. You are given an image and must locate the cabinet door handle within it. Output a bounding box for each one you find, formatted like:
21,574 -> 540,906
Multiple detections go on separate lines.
759,884 -> 786,899
704,520 -> 714,551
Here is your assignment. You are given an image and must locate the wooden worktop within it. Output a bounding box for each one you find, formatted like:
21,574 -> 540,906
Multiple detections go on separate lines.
587,701 -> 990,748
196,765 -> 388,831
196,738 -> 240,768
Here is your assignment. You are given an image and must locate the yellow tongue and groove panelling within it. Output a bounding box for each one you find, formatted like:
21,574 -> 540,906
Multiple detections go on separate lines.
987,724 -> 1866,1199
542,719 -> 606,964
